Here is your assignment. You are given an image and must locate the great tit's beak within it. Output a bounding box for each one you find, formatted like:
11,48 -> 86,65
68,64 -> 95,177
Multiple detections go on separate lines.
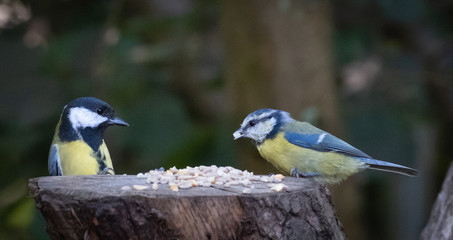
108,117 -> 129,126
233,128 -> 243,140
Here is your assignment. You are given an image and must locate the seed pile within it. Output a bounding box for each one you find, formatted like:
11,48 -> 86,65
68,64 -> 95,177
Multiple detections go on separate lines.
131,165 -> 287,193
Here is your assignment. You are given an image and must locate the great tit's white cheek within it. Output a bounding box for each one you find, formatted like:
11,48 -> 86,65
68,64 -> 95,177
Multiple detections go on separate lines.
69,107 -> 108,129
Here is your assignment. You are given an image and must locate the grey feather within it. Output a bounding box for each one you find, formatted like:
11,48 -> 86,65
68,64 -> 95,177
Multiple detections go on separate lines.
48,144 -> 63,176
358,158 -> 419,176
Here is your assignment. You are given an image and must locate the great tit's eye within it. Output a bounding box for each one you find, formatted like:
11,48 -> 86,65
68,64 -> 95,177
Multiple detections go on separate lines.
249,120 -> 256,127
96,108 -> 104,115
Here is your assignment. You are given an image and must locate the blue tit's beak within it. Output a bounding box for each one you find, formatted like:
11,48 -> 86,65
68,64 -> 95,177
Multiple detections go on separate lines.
108,117 -> 129,126
233,128 -> 243,140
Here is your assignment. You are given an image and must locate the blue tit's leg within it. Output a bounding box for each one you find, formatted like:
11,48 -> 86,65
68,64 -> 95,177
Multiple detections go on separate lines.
154,167 -> 165,172
290,168 -> 320,178
99,167 -> 114,175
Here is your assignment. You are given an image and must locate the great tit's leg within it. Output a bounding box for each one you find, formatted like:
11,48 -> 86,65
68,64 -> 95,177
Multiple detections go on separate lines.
99,167 -> 115,175
290,168 -> 320,178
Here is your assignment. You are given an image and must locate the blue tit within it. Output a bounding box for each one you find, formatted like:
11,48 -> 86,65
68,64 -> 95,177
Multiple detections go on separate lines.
233,109 -> 418,184
48,97 -> 129,176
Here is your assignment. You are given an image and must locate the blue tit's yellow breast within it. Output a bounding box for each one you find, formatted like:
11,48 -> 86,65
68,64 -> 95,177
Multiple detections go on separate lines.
56,140 -> 113,176
257,132 -> 366,182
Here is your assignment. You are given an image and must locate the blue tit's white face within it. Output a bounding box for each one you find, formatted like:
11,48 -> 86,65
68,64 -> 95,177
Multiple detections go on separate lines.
233,109 -> 293,143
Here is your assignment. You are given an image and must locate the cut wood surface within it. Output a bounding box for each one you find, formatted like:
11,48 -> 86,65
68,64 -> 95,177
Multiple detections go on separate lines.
29,175 -> 346,240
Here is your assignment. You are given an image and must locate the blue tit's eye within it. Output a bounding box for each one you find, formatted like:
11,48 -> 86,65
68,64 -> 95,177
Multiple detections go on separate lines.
96,108 -> 104,115
249,120 -> 256,127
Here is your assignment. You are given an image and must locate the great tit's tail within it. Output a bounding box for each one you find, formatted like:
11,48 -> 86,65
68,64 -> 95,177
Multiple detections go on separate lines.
359,158 -> 419,177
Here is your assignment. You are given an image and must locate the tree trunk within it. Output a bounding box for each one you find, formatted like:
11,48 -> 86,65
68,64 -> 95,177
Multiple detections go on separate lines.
29,175 -> 346,240
223,0 -> 339,130
421,163 -> 453,240
222,2 -> 360,239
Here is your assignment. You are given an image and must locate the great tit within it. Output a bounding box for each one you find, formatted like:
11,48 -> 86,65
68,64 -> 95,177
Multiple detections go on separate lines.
233,109 -> 418,184
48,97 -> 129,176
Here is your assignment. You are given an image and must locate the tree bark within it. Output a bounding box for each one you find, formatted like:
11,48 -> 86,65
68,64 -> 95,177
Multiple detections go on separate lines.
223,0 -> 339,131
29,175 -> 345,240
421,163 -> 453,240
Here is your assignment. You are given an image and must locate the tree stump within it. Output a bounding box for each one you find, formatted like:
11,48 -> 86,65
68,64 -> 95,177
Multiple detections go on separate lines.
29,175 -> 345,240
421,163 -> 453,240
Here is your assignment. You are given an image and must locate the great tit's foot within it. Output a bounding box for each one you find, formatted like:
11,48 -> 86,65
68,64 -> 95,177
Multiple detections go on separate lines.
154,167 -> 165,172
99,167 -> 115,175
290,168 -> 319,178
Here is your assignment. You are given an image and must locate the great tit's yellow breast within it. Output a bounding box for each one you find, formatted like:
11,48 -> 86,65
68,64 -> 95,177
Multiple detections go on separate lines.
55,139 -> 113,176
257,132 -> 366,181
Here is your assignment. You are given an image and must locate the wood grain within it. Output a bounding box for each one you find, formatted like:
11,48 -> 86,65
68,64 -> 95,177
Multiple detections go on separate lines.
29,175 -> 345,240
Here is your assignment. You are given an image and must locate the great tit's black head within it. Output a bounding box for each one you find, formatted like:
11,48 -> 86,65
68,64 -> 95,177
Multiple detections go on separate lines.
62,97 -> 129,129
233,109 -> 293,144
58,97 -> 128,143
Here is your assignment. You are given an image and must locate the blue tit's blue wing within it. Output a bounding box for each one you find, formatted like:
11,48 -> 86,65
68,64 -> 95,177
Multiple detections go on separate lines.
48,144 -> 63,176
284,132 -> 372,158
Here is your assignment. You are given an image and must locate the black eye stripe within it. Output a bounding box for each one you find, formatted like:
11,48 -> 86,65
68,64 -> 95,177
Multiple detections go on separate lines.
246,115 -> 275,127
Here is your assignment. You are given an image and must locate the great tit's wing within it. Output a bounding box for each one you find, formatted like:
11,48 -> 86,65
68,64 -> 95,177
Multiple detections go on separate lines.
48,144 -> 63,176
284,132 -> 372,158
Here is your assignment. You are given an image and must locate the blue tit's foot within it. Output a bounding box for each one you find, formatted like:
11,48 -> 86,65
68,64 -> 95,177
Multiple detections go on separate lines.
290,168 -> 320,178
99,167 -> 115,175
154,167 -> 165,172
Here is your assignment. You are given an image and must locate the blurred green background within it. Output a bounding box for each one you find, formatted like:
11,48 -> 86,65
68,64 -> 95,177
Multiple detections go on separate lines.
1,0 -> 452,239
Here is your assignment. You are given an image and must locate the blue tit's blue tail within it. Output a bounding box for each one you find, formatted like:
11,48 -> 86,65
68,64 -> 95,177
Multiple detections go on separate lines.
358,158 -> 419,177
